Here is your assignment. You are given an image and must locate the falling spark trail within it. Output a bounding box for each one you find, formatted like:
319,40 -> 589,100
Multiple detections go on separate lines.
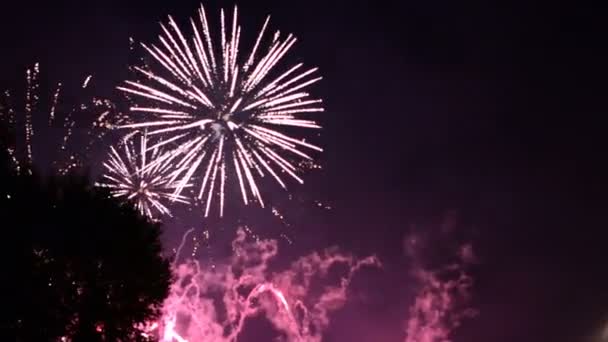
0,64 -> 117,175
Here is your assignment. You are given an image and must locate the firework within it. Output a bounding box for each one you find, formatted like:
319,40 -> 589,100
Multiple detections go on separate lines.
0,63 -> 115,175
141,228 -> 379,342
119,4 -> 324,217
97,132 -> 190,219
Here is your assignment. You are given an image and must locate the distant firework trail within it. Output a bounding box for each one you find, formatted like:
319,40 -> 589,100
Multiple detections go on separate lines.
119,4 -> 324,217
97,132 -> 190,219
0,63 -> 115,175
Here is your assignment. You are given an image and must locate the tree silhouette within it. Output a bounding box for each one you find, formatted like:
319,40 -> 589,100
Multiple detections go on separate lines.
0,132 -> 171,341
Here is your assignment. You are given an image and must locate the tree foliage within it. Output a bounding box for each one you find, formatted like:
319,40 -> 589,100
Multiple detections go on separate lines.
0,135 -> 171,341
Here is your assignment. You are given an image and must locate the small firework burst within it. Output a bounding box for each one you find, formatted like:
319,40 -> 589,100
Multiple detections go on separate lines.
97,132 -> 189,219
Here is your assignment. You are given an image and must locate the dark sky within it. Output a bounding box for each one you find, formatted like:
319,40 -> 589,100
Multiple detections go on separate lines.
2,0 -> 607,341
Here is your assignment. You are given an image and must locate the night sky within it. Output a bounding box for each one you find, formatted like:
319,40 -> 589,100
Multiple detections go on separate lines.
2,0 -> 607,341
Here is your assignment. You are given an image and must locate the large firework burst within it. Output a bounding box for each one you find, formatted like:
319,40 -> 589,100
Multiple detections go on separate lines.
119,4 -> 324,217
97,132 -> 190,219
0,63 -> 114,175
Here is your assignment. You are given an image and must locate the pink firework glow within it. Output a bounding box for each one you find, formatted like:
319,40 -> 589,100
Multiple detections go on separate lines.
144,228 -> 380,341
403,227 -> 478,342
119,3 -> 324,217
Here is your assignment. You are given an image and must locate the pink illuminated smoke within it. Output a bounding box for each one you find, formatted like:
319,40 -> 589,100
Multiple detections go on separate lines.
403,226 -> 478,342
145,228 -> 380,341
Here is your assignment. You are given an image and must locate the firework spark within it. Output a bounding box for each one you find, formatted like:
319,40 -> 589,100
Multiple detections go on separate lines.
119,4 -> 324,217
0,63 -> 115,175
97,132 -> 190,219
143,228 -> 379,341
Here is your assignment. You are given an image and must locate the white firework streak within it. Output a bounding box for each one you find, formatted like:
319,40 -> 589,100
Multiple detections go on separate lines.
118,4 -> 324,217
97,132 -> 190,219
